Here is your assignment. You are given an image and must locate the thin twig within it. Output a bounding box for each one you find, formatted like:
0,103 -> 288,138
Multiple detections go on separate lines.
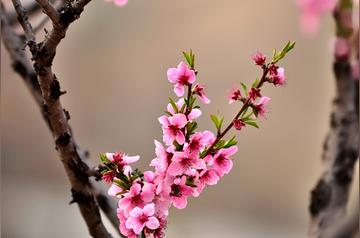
35,0 -> 60,25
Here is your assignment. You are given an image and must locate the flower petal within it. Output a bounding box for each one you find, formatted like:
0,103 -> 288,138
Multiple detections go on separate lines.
146,216 -> 160,230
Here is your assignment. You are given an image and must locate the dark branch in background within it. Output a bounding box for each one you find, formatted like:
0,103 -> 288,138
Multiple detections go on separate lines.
1,1 -> 124,237
308,0 -> 359,237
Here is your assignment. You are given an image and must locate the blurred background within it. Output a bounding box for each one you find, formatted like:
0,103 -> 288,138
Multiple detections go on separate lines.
1,0 -> 359,237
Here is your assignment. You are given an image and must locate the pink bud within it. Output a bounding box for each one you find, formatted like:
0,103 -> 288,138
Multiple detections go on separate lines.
252,52 -> 266,66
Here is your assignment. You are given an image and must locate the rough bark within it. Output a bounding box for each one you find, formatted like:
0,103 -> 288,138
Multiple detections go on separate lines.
308,1 -> 359,237
2,1 -> 122,237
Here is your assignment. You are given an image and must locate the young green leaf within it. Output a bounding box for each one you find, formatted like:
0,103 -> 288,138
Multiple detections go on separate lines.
223,135 -> 238,148
168,97 -> 179,113
240,82 -> 248,95
100,153 -> 111,163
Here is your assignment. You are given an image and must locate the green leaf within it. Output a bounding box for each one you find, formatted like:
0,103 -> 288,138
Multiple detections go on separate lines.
223,135 -> 237,148
210,114 -> 224,130
99,153 -> 110,163
140,231 -> 146,238
272,41 -> 296,63
240,82 -> 247,95
114,179 -> 130,190
187,121 -> 198,135
251,79 -> 260,88
214,139 -> 226,149
182,51 -> 192,66
244,119 -> 259,128
182,49 -> 195,69
168,97 -> 178,113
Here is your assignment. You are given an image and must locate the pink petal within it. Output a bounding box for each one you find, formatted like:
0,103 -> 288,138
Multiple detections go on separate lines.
174,83 -> 185,97
175,132 -> 185,145
129,183 -> 141,196
222,146 -> 238,156
199,94 -> 210,104
108,184 -> 123,197
172,196 -> 188,209
146,216 -> 160,230
177,61 -> 188,75
129,207 -> 143,218
144,171 -> 155,182
158,115 -> 170,126
123,155 -> 140,164
167,68 -> 179,83
114,0 -> 128,7
259,96 -> 270,105
132,222 -> 145,235
171,114 -> 187,128
188,108 -> 202,120
167,162 -> 183,176
142,203 -> 155,216
105,153 -> 115,162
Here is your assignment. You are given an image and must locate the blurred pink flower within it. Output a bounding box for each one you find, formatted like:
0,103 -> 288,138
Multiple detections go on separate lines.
297,0 -> 336,35
105,0 -> 128,7
334,37 -> 351,59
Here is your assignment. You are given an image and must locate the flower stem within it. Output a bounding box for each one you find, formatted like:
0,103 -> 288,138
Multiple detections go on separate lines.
201,67 -> 268,158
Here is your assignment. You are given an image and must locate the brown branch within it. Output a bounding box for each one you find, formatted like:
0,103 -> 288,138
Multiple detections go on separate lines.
308,1 -> 359,237
329,203 -> 359,238
2,1 -> 121,237
35,0 -> 60,25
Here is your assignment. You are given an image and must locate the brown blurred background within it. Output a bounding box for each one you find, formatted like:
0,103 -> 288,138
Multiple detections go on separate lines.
1,0 -> 358,237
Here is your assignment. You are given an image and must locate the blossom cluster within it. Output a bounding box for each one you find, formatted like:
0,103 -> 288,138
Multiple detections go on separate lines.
99,44 -> 294,237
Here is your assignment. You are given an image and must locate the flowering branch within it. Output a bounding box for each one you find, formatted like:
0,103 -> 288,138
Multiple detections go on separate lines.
308,0 -> 359,237
99,42 -> 295,238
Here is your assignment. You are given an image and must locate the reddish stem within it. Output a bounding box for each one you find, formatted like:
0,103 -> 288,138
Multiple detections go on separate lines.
201,66 -> 269,158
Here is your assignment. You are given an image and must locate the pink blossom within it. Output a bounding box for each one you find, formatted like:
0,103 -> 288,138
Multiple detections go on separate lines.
334,37 -> 350,59
227,87 -> 242,104
195,168 -> 220,195
167,62 -> 196,97
252,51 -> 266,66
297,0 -> 336,35
148,216 -> 167,238
254,96 -> 271,117
125,203 -> 160,235
193,84 -> 211,104
211,146 -> 238,176
249,88 -> 261,101
270,67 -> 286,86
105,152 -> 140,167
233,119 -> 245,131
184,131 -> 215,155
158,114 -> 187,145
167,151 -> 206,176
102,171 -> 115,183
104,0 -> 128,7
119,183 -> 154,216
118,209 -> 138,238
169,176 -> 193,209
150,140 -> 171,174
